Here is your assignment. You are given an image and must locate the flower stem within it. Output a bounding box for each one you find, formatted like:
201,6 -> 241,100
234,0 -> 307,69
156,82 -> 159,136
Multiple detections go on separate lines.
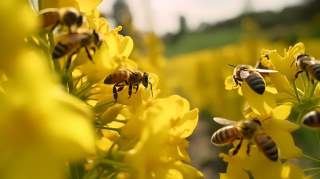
310,171 -> 320,178
303,167 -> 320,173
108,136 -> 121,156
309,81 -> 319,101
302,154 -> 320,163
296,109 -> 306,124
69,162 -> 79,179
109,172 -> 119,179
301,73 -> 308,100
316,130 -> 320,149
291,81 -> 302,104
92,100 -> 115,112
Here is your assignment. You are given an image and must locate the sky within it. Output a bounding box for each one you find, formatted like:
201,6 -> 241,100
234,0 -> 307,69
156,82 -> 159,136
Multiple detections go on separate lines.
98,0 -> 303,36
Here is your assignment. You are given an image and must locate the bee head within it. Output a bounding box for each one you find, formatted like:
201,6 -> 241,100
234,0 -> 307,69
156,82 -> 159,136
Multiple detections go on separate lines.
142,72 -> 153,97
77,13 -> 85,27
93,30 -> 102,48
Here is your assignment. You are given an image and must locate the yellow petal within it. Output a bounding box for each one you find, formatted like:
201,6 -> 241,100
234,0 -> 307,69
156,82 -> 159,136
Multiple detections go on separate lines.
177,108 -> 199,138
225,75 -> 237,90
118,36 -> 134,59
78,0 -> 102,12
280,161 -> 305,179
265,129 -> 302,159
241,82 -> 277,115
270,104 -> 292,120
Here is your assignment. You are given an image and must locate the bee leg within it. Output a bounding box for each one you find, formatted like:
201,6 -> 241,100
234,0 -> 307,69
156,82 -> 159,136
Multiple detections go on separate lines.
112,80 -> 127,103
113,85 -> 118,103
135,84 -> 139,94
295,71 -> 303,79
312,78 -> 315,85
128,82 -> 133,99
85,47 -> 94,63
91,47 -> 96,54
232,137 -> 243,156
51,20 -> 60,31
305,71 -> 310,81
66,52 -> 77,71
246,143 -> 250,156
232,75 -> 239,88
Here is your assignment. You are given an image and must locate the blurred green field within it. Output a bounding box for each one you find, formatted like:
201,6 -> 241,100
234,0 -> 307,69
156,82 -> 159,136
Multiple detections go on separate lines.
164,27 -> 243,57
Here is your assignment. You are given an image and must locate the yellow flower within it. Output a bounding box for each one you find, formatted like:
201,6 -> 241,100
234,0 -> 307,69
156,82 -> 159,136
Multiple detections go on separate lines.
0,51 -> 95,179
269,42 -> 305,81
123,95 -> 199,178
242,83 -> 302,159
219,141 -> 305,179
0,0 -> 38,71
44,0 -> 102,12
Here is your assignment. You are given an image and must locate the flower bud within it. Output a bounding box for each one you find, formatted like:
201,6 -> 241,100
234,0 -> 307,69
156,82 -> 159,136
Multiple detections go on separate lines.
100,104 -> 122,125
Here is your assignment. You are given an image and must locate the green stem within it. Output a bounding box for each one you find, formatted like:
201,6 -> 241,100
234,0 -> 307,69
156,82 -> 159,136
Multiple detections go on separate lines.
296,109 -> 306,124
67,75 -> 74,94
109,172 -> 119,179
317,130 -> 320,149
310,171 -> 320,178
108,136 -> 121,156
303,167 -> 320,173
291,81 -> 303,105
301,73 -> 308,100
307,105 -> 320,109
309,81 -> 319,101
69,162 -> 79,179
92,100 -> 115,112
119,136 -> 139,151
302,154 -> 320,163
38,0 -> 45,11
76,160 -> 86,179
72,73 -> 86,94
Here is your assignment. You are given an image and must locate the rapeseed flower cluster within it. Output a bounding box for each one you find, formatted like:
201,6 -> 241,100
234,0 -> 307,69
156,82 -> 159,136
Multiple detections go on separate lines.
0,0 -> 204,179
214,41 -> 320,179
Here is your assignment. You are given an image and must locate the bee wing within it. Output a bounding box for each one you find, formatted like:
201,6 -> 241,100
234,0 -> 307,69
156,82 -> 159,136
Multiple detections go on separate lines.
213,117 -> 238,125
302,60 -> 319,65
240,70 -> 250,79
67,33 -> 91,44
246,69 -> 278,73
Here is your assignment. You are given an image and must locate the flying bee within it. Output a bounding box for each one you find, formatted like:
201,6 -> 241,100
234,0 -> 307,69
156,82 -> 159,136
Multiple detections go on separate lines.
104,67 -> 153,103
229,64 -> 277,95
52,30 -> 103,70
38,7 -> 86,33
290,54 -> 320,83
301,111 -> 320,128
211,117 -> 278,161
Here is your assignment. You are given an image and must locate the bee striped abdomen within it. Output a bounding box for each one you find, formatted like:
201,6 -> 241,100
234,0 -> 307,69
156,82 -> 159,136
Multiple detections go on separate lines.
254,133 -> 278,161
307,64 -> 320,81
211,126 -> 238,145
104,71 -> 128,84
302,111 -> 320,128
52,42 -> 75,59
246,73 -> 265,94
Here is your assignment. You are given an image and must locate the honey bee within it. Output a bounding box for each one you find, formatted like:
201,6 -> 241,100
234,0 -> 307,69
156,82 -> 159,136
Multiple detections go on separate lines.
301,111 -> 320,128
291,54 -> 320,82
104,67 -> 153,103
38,7 -> 86,33
229,64 -> 277,95
52,30 -> 102,69
211,117 -> 278,161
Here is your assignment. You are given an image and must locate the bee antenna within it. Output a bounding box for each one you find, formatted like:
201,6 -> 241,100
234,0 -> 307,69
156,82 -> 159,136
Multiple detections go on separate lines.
261,117 -> 271,124
290,59 -> 296,67
228,64 -> 236,67
148,82 -> 153,97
